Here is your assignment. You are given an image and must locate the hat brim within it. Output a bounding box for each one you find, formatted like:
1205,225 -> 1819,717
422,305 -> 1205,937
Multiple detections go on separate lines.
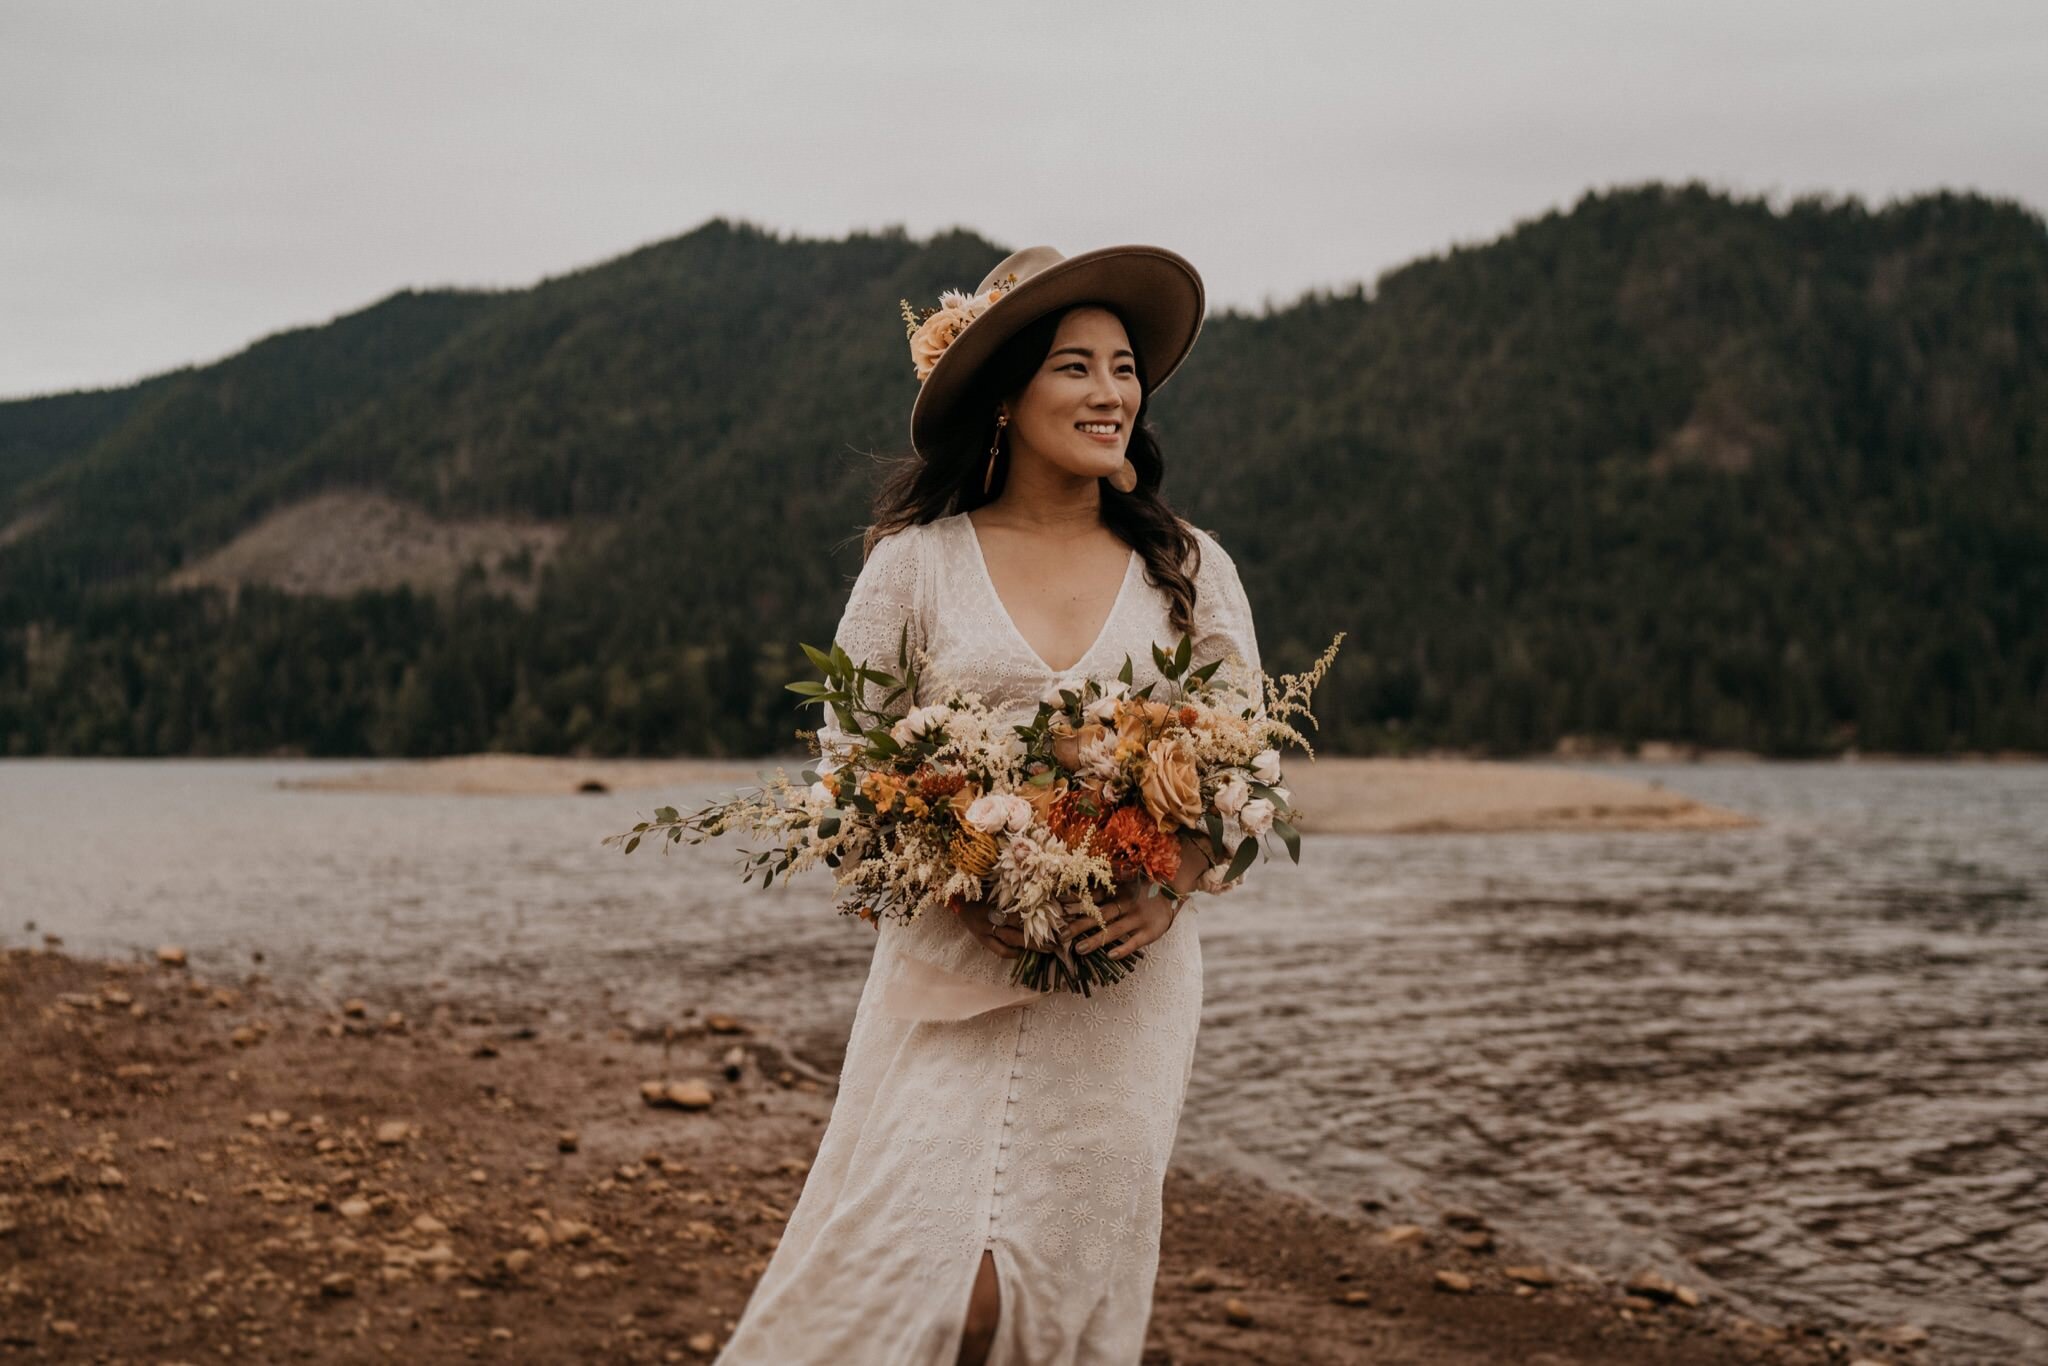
909,244 -> 1205,462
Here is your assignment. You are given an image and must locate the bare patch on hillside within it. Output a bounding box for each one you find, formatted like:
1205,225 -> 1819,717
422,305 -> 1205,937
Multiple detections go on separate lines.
0,504 -> 53,548
163,490 -> 567,606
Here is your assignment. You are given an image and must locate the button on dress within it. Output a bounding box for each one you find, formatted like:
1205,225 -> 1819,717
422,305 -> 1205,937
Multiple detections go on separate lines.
716,511 -> 1264,1366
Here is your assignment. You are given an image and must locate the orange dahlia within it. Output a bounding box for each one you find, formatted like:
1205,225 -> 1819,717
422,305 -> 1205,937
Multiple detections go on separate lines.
1091,804 -> 1182,885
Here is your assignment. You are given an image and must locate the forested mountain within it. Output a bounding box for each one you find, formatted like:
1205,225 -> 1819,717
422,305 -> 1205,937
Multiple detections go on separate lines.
2,181 -> 2042,758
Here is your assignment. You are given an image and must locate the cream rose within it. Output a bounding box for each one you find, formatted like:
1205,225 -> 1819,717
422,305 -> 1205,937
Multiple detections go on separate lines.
964,791 -> 1034,834
889,703 -> 950,746
1138,737 -> 1203,831
1213,773 -> 1251,819
1238,796 -> 1276,836
1250,748 -> 1282,785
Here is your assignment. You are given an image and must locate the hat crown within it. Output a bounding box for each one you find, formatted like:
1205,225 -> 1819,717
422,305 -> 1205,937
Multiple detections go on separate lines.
977,246 -> 1066,299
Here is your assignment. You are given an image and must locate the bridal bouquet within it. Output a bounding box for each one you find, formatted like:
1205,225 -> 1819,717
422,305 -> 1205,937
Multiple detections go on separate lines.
604,625 -> 1344,995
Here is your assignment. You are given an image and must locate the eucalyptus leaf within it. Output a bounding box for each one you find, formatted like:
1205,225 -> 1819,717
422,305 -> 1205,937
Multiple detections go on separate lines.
1225,833 -> 1260,883
1271,817 -> 1301,864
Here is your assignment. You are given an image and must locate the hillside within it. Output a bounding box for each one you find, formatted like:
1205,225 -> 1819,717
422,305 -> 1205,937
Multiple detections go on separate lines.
1,183 -> 2043,757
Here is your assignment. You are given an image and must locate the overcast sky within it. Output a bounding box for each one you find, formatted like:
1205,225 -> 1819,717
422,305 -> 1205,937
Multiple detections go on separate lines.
3,0 -> 2043,400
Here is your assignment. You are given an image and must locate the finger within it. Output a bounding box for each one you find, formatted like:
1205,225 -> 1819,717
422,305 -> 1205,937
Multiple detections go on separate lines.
1074,915 -> 1139,956
1106,925 -> 1156,959
993,926 -> 1030,948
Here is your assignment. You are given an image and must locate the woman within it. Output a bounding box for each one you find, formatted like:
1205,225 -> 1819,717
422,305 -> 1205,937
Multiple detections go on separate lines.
716,244 -> 1264,1366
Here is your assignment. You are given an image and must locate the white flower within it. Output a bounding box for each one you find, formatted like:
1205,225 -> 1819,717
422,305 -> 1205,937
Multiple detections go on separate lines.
1238,797 -> 1276,836
803,781 -> 835,812
965,791 -> 1034,835
1251,748 -> 1282,784
1041,680 -> 1075,708
1197,862 -> 1239,894
1213,773 -> 1251,819
1000,793 -> 1034,832
1079,729 -> 1121,783
890,703 -> 951,746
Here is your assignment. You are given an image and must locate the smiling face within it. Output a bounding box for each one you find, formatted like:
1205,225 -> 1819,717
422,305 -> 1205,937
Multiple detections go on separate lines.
1001,306 -> 1143,481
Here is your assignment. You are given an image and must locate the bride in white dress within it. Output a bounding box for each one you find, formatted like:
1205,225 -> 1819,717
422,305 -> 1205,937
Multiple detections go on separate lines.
716,244 -> 1264,1366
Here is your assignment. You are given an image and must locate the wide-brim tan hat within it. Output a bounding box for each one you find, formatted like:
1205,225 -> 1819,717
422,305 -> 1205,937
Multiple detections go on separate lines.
907,243 -> 1205,462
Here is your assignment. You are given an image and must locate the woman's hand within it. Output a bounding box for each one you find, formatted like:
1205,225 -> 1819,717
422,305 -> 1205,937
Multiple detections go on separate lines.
957,897 -> 1033,960
958,898 -> 1107,960
1071,830 -> 1216,960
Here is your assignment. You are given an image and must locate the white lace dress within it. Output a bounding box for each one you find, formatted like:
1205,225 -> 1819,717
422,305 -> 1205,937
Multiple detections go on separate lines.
716,510 -> 1263,1366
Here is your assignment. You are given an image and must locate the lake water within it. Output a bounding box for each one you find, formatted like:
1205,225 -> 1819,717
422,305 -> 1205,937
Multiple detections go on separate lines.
2,759 -> 2042,1363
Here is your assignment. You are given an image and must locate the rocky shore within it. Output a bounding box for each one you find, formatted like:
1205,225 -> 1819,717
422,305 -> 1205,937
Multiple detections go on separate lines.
0,945 -> 1921,1365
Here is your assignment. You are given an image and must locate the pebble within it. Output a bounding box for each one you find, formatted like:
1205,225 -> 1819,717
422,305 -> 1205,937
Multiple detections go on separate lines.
337,1197 -> 373,1220
1334,1289 -> 1372,1306
374,1120 -> 412,1146
640,1079 -> 715,1110
156,945 -> 188,967
319,1272 -> 356,1298
687,1332 -> 717,1356
343,999 -> 368,1018
557,1130 -> 580,1153
1379,1223 -> 1427,1246
1222,1297 -> 1254,1327
1504,1264 -> 1555,1287
1433,1270 -> 1473,1293
1184,1268 -> 1218,1292
705,1013 -> 746,1035
1624,1270 -> 1701,1306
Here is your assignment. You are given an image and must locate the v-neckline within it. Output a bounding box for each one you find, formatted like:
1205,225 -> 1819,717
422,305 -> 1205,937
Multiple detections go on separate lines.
959,512 -> 1138,677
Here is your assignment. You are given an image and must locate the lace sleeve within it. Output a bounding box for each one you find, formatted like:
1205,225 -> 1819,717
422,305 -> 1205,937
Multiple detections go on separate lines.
1186,524 -> 1265,719
815,525 -> 925,774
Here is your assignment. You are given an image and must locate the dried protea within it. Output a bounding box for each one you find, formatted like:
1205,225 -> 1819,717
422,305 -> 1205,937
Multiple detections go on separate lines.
949,826 -> 1000,877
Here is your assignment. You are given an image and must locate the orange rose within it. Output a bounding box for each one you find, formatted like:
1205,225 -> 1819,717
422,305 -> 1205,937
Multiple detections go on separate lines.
1051,722 -> 1108,773
909,306 -> 971,381
1137,736 -> 1203,832
1017,775 -> 1068,824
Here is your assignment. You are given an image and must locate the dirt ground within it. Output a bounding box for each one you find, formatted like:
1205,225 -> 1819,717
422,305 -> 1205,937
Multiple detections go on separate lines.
0,947 -> 1926,1364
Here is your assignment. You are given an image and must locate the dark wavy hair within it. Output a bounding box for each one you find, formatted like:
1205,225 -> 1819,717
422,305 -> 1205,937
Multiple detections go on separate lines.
859,302 -> 1203,640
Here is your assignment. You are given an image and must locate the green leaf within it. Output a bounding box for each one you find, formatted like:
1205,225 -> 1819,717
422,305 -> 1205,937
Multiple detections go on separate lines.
1118,655 -> 1134,685
785,680 -> 830,697
1151,642 -> 1173,674
1225,834 -> 1260,883
800,642 -> 836,674
1191,658 -> 1222,686
1271,817 -> 1300,864
653,806 -> 678,823
623,834 -> 640,855
1172,633 -> 1192,673
818,814 -> 840,838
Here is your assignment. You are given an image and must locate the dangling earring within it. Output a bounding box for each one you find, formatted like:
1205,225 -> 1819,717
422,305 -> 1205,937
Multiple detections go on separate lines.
984,413 -> 1007,496
1107,456 -> 1138,493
